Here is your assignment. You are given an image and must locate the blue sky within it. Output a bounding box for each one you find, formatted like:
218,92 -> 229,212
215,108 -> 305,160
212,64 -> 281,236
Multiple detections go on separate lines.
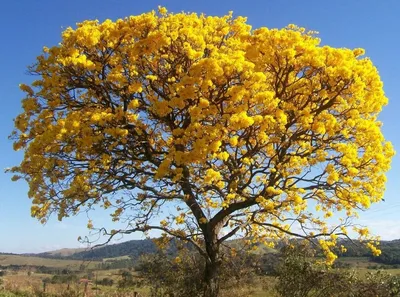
0,0 -> 399,253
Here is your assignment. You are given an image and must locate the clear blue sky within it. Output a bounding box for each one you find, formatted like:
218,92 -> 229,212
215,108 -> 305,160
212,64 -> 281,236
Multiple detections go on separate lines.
1,0 -> 399,253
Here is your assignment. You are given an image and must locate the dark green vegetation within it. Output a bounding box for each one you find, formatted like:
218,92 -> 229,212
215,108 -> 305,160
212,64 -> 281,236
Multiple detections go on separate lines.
34,239 -> 157,261
371,240 -> 400,265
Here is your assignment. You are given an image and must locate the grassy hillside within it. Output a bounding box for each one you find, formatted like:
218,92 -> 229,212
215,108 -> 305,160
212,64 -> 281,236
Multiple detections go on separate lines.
42,247 -> 87,257
0,254 -> 99,269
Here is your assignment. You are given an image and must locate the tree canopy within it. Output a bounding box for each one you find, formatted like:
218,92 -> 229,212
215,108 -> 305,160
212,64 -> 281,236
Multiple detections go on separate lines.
10,7 -> 394,296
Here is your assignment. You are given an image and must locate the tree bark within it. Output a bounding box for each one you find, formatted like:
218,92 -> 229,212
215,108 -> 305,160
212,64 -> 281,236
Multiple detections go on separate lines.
203,235 -> 221,297
204,256 -> 221,297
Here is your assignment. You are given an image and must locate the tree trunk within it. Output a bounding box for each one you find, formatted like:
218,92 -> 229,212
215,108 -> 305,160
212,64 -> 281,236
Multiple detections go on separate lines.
203,239 -> 221,297
204,257 -> 221,297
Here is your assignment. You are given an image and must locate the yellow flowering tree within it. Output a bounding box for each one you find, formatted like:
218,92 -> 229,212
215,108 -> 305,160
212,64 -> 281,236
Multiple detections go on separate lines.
10,7 -> 394,297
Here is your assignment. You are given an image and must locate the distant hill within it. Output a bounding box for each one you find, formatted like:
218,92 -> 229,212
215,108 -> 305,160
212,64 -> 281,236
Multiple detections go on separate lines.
31,239 -> 161,261
39,248 -> 87,257
67,239 -> 158,260
67,238 -> 274,261
12,238 -> 400,267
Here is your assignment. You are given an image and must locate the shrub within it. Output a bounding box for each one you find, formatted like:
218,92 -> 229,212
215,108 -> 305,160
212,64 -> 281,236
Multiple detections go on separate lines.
274,243 -> 400,297
137,248 -> 258,297
95,277 -> 114,286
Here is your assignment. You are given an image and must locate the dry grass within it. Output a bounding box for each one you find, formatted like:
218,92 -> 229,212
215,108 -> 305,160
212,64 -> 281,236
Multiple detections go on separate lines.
4,258 -> 399,297
1,271 -> 148,297
1,270 -> 272,297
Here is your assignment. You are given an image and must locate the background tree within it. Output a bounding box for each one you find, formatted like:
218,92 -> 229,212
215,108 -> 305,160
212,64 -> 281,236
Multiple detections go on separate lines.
10,7 -> 394,297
